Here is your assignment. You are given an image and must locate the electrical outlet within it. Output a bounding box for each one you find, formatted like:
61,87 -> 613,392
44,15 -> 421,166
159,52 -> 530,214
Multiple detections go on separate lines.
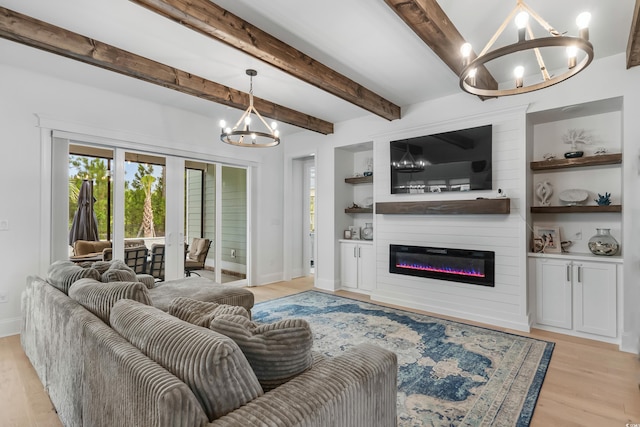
231,249 -> 236,258
0,291 -> 8,304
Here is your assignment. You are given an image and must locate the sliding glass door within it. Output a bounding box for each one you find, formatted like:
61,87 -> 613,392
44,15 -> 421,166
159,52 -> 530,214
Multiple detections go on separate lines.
184,162 -> 247,284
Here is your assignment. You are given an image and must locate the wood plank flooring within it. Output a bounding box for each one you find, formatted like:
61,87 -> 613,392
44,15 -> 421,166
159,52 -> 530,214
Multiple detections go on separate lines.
1,276 -> 638,426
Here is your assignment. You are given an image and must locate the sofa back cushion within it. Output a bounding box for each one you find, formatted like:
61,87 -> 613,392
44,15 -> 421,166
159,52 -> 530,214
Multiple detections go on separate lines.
47,260 -> 101,294
110,300 -> 263,421
209,315 -> 314,391
168,297 -> 250,327
69,278 -> 151,324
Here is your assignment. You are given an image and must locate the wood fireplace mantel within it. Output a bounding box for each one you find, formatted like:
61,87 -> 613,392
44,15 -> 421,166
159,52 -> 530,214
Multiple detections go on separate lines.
375,198 -> 510,215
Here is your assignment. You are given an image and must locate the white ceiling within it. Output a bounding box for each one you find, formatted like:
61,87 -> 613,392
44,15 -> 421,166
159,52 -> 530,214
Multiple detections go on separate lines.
0,0 -> 635,137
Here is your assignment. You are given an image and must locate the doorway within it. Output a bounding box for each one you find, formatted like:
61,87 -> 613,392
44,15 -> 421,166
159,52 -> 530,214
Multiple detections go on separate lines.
289,155 -> 316,278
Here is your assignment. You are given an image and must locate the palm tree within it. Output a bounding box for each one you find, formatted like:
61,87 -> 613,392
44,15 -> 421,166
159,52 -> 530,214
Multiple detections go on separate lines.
140,174 -> 156,238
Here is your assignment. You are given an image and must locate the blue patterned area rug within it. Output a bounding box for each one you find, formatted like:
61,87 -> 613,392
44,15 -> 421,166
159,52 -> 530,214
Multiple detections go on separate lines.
253,290 -> 553,427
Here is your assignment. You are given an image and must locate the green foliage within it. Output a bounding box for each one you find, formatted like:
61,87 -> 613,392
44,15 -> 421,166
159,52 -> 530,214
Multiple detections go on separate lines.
69,156 -> 166,240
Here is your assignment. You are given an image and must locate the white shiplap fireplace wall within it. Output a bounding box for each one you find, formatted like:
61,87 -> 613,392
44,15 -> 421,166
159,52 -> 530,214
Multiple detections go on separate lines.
371,106 -> 530,331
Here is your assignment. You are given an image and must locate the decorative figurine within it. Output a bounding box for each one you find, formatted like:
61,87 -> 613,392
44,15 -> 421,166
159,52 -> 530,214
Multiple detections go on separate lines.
542,153 -> 556,161
535,181 -> 553,206
593,146 -> 608,155
562,129 -> 591,158
594,192 -> 612,206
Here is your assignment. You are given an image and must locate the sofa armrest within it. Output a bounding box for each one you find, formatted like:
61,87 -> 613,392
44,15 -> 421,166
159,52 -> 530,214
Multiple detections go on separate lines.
209,343 -> 397,427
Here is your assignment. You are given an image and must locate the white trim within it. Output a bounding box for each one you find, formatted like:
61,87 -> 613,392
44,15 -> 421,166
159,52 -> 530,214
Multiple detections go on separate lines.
39,129 -> 53,276
40,114 -> 258,168
0,317 -> 21,338
620,331 -> 639,354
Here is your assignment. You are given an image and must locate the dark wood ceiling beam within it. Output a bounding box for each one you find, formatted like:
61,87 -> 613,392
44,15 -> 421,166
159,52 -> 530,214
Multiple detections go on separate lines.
130,0 -> 401,121
0,6 -> 333,134
627,0 -> 640,68
384,0 -> 497,96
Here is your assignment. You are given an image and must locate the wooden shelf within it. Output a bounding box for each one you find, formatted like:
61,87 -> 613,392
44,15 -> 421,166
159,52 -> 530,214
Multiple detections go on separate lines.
344,175 -> 373,184
530,204 -> 621,214
345,207 -> 373,214
530,153 -> 621,171
376,198 -> 510,215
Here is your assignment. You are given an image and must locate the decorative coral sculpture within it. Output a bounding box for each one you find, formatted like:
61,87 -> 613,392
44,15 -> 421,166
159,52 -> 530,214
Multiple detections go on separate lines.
595,192 -> 612,206
562,129 -> 592,150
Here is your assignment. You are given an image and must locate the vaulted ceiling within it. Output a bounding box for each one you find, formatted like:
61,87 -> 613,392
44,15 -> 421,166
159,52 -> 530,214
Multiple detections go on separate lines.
1,0 -> 638,137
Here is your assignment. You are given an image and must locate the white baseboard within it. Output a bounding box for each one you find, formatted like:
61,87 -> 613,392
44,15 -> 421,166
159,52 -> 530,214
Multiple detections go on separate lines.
314,278 -> 339,292
372,293 -> 531,333
620,331 -> 640,354
0,317 -> 21,338
255,272 -> 284,286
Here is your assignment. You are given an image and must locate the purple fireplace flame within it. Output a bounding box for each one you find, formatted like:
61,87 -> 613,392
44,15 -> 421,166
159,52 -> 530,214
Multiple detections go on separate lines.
396,261 -> 485,278
390,245 -> 495,287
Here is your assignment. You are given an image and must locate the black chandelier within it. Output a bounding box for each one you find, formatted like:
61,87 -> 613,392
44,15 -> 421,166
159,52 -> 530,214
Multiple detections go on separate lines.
219,69 -> 280,147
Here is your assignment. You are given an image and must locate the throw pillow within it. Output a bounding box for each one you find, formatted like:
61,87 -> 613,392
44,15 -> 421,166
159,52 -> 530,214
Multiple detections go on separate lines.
110,300 -> 263,422
47,260 -> 101,294
101,260 -> 137,283
168,297 -> 250,327
209,314 -> 314,391
69,278 -> 152,324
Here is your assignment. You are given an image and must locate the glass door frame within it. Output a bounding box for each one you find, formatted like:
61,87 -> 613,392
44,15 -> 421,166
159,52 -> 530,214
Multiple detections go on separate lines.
46,129 -> 253,285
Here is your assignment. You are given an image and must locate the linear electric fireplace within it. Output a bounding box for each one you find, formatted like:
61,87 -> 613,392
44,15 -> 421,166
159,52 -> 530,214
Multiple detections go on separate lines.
389,244 -> 495,287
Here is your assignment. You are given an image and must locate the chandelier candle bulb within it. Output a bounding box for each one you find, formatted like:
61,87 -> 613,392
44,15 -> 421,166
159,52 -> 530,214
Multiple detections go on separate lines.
576,11 -> 591,40
460,42 -> 472,66
514,65 -> 525,88
515,11 -> 529,42
567,46 -> 578,68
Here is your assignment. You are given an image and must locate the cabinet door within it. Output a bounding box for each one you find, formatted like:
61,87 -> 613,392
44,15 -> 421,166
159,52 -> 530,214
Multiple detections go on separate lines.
340,242 -> 358,289
357,244 -> 376,291
535,259 -> 572,329
574,262 -> 617,337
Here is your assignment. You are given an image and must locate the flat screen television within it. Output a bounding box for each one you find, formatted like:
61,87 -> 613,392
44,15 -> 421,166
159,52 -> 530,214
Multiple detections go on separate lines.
390,124 -> 492,194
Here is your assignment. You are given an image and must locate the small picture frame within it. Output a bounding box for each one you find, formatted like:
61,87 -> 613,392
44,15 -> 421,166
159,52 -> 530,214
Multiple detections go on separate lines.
343,229 -> 352,239
533,225 -> 561,253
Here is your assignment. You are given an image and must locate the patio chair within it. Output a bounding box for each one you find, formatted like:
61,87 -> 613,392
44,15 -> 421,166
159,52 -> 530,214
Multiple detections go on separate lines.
147,243 -> 165,281
185,238 -> 211,277
103,245 -> 149,274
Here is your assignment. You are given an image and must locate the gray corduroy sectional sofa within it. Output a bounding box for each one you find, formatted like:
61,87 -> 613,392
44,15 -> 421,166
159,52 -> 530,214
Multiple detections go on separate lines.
21,262 -> 398,427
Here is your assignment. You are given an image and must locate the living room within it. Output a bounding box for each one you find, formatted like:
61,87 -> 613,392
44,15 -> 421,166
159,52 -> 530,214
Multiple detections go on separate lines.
1,0 -> 640,425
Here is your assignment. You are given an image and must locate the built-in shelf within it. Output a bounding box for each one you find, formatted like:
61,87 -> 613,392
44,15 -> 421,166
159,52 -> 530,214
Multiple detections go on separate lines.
530,205 -> 621,214
530,153 -> 621,171
376,198 -> 510,215
344,175 -> 373,184
345,207 -> 373,214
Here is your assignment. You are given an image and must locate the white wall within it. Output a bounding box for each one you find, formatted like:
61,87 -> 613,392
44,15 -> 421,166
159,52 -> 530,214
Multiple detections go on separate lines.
0,48 -> 285,336
285,53 -> 640,351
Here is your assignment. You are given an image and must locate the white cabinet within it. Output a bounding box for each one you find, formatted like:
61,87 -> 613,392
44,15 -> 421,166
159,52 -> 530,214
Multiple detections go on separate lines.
340,240 -> 375,292
534,257 -> 617,338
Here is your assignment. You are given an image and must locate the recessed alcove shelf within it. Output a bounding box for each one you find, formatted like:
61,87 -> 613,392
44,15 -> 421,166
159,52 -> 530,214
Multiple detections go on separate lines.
376,198 -> 510,215
530,204 -> 621,213
530,153 -> 621,171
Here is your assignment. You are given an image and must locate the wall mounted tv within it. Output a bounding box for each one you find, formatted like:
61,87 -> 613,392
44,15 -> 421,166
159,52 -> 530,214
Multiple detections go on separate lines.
390,124 -> 492,194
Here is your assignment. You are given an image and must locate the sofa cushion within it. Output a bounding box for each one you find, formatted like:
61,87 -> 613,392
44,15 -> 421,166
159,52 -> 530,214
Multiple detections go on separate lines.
209,314 -> 314,391
110,299 -> 263,421
148,278 -> 254,313
168,297 -> 250,327
47,260 -> 101,294
101,260 -> 138,283
69,278 -> 152,324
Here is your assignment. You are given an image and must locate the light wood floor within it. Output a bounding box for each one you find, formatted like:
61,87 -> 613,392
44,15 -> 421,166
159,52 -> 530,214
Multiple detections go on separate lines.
2,276 -> 639,426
